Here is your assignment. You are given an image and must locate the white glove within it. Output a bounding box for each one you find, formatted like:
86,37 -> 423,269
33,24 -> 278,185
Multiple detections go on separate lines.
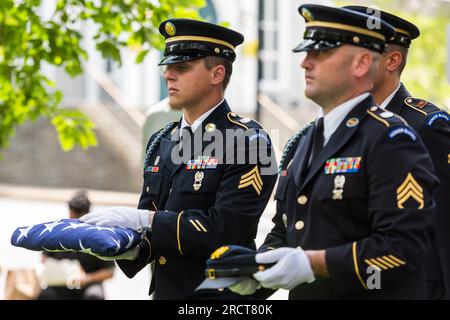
229,278 -> 260,295
80,207 -> 152,232
253,247 -> 315,290
94,246 -> 139,261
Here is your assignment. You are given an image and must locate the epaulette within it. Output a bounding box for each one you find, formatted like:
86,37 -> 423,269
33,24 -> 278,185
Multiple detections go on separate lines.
367,106 -> 407,127
404,97 -> 440,116
278,122 -> 314,175
143,121 -> 178,169
226,112 -> 261,130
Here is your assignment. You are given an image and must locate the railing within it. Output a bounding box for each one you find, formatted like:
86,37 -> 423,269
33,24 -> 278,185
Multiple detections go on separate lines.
257,93 -> 301,134
83,62 -> 146,128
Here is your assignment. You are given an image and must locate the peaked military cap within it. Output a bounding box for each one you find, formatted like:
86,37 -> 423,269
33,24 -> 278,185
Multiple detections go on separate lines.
204,245 -> 273,279
158,18 -> 244,65
344,6 -> 420,48
293,4 -> 396,53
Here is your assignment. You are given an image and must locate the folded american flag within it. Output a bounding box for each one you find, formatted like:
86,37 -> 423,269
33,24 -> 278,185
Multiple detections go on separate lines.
11,219 -> 141,257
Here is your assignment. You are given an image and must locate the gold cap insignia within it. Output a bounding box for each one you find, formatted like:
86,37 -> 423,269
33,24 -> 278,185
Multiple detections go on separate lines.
165,22 -> 176,37
211,246 -> 229,259
301,8 -> 314,22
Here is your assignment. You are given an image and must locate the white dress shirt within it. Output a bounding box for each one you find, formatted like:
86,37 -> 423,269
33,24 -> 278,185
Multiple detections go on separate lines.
180,99 -> 224,134
322,93 -> 370,146
379,83 -> 401,110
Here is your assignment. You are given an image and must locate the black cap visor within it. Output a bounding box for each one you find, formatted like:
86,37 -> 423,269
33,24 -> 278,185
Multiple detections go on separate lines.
293,39 -> 342,52
158,53 -> 206,66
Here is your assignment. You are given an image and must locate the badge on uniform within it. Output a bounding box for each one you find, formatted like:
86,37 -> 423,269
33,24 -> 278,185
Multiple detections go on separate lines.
186,156 -> 218,170
332,175 -> 345,200
145,166 -> 159,173
193,171 -> 204,191
324,157 -> 361,174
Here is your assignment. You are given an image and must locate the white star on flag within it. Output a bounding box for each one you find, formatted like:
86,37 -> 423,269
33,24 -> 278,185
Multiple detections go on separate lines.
39,221 -> 64,237
125,232 -> 134,250
17,225 -> 34,242
61,222 -> 90,231
87,226 -> 116,233
112,238 -> 121,253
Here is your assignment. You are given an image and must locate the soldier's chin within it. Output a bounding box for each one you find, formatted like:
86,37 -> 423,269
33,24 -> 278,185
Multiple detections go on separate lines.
168,99 -> 183,110
304,88 -> 316,100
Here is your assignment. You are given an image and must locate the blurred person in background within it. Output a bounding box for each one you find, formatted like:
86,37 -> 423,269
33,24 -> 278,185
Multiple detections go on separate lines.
37,191 -> 115,300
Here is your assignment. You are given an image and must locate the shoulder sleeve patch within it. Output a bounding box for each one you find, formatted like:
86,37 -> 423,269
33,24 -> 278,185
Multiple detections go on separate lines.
387,126 -> 417,141
426,111 -> 450,127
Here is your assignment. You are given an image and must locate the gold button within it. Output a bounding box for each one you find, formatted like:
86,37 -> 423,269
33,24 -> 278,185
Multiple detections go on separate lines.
218,288 -> 224,292
159,256 -> 166,265
370,106 -> 377,112
230,112 -> 236,117
297,195 -> 308,205
406,98 -> 412,103
146,186 -> 150,193
295,220 -> 304,230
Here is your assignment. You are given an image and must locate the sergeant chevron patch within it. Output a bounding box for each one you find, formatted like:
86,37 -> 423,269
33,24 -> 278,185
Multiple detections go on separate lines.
238,166 -> 263,195
397,173 -> 424,209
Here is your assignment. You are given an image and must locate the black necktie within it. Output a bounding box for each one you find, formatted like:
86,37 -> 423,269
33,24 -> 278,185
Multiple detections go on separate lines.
310,117 -> 324,165
181,126 -> 194,158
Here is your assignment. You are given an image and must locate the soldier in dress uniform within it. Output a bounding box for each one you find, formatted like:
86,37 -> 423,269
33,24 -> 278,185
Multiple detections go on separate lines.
230,4 -> 438,299
344,5 -> 450,300
81,19 -> 277,299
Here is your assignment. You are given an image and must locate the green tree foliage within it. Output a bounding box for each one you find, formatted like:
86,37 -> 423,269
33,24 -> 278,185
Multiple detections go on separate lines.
0,0 -> 205,152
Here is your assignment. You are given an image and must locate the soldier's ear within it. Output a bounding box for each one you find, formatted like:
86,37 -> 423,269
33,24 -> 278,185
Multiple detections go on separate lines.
385,51 -> 402,72
211,64 -> 225,86
352,50 -> 373,79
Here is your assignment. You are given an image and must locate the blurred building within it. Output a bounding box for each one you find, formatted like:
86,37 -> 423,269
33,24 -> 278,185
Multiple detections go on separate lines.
3,0 -> 449,192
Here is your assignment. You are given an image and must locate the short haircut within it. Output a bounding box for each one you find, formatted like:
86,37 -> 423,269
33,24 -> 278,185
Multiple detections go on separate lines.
68,191 -> 91,215
385,44 -> 409,76
203,56 -> 233,90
